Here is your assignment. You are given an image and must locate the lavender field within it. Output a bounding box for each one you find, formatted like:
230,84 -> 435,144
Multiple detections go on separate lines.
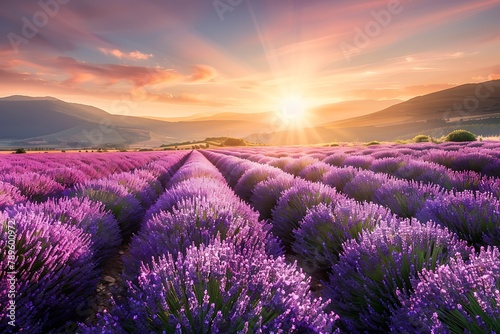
1,142 -> 500,333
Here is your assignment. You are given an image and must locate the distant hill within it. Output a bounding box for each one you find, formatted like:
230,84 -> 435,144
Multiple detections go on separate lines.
2,81 -> 499,148
0,96 -> 268,148
144,99 -> 401,127
246,80 -> 500,144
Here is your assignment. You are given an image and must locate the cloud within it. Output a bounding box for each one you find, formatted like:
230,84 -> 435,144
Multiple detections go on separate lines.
156,92 -> 234,107
188,65 -> 218,82
99,48 -> 153,60
56,56 -> 183,86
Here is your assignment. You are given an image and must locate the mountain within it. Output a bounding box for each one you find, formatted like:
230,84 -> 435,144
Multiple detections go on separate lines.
143,100 -> 401,126
0,96 -> 268,148
246,80 -> 500,144
2,81 -> 499,148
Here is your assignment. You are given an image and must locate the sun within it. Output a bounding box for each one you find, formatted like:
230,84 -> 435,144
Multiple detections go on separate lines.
278,96 -> 308,123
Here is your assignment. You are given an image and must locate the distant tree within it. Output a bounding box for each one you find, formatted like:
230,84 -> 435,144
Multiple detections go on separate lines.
14,148 -> 26,154
223,138 -> 246,146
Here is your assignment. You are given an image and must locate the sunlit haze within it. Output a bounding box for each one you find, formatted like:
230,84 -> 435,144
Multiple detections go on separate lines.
1,0 -> 499,118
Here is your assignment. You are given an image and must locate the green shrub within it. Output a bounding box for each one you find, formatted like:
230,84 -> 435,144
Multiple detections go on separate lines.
445,130 -> 477,142
14,148 -> 26,154
366,141 -> 381,146
223,138 -> 246,146
412,135 -> 431,143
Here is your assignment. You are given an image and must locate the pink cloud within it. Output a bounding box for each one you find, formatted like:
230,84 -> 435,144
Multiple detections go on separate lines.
189,65 -> 218,82
56,57 -> 183,86
99,48 -> 153,60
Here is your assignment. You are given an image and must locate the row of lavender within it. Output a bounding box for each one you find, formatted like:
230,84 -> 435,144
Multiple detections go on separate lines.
214,145 -> 500,248
81,151 -> 337,333
202,144 -> 500,333
2,143 -> 499,332
1,151 -> 188,332
0,152 -> 169,209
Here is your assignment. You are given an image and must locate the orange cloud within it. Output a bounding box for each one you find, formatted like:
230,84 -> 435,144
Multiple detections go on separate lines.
189,65 -> 218,82
99,48 -> 153,60
57,57 -> 183,86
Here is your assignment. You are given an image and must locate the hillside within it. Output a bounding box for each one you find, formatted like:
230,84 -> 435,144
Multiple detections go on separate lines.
248,80 -> 500,144
0,96 -> 268,148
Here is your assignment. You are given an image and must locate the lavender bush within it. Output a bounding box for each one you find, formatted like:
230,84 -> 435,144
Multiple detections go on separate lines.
124,195 -> 275,280
292,201 -> 393,275
298,162 -> 331,182
234,165 -> 282,202
0,181 -> 26,210
86,240 -> 337,333
417,190 -> 500,247
374,179 -> 443,218
0,211 -> 99,332
67,180 -> 143,239
392,247 -> 500,333
321,166 -> 357,192
326,219 -> 471,332
271,179 -> 343,248
250,174 -> 295,220
343,170 -> 387,202
7,197 -> 121,266
0,172 -> 65,202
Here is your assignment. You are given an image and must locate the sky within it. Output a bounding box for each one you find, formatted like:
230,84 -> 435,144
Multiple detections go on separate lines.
1,0 -> 500,118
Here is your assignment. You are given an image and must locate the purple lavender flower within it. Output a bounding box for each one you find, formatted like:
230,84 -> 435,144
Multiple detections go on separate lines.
371,157 -> 405,174
0,211 -> 99,332
250,173 -> 296,220
479,177 -> 500,199
225,160 -> 260,188
298,162 -> 331,182
0,172 -> 65,202
7,197 -> 121,266
322,153 -> 348,166
325,219 -> 471,332
67,180 -> 143,239
144,177 -> 239,221
283,156 -> 319,176
395,159 -> 451,185
374,179 -> 444,218
391,247 -> 500,333
271,179 -> 344,248
451,152 -> 498,175
416,190 -> 500,247
167,162 -> 226,186
292,200 -> 393,275
321,166 -> 358,192
343,170 -> 387,202
342,155 -> 374,170
234,165 -> 283,202
125,196 -> 279,280
108,172 -> 160,207
0,181 -> 26,210
97,240 -> 337,333
44,167 -> 88,187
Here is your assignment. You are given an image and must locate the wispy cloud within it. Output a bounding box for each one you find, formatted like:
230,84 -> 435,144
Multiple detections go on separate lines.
99,48 -> 153,60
